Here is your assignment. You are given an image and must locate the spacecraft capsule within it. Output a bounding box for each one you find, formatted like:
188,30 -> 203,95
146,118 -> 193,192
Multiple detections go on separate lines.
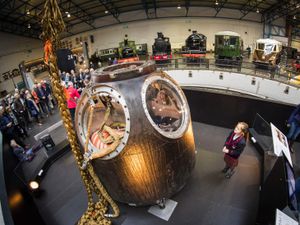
75,61 -> 195,205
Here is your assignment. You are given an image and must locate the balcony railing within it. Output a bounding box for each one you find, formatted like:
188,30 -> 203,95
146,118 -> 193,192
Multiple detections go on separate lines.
153,58 -> 300,87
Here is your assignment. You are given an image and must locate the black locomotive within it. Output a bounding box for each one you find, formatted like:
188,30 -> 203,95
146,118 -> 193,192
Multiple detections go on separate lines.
181,31 -> 206,58
151,32 -> 172,62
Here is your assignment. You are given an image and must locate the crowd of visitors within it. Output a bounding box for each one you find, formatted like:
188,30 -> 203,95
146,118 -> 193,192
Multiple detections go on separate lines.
0,67 -> 93,161
0,80 -> 55,150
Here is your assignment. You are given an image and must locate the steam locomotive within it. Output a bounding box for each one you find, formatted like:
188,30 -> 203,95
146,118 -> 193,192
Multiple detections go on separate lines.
151,32 -> 172,62
215,31 -> 243,65
181,31 -> 207,61
118,39 -> 139,63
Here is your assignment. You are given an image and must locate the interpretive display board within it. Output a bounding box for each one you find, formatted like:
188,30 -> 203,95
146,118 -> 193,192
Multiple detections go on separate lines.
270,123 -> 292,167
275,209 -> 298,225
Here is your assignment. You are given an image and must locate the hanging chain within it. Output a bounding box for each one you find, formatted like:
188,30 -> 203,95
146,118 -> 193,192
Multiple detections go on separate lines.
40,0 -> 119,224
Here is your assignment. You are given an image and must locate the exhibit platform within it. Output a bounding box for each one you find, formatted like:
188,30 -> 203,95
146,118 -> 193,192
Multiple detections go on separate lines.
30,122 -> 261,225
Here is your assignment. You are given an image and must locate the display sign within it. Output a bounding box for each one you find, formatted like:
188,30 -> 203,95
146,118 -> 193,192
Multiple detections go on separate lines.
270,123 -> 293,167
275,209 -> 298,225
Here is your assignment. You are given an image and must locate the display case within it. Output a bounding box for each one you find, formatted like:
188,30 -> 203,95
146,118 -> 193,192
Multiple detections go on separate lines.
250,114 -> 299,224
249,113 -> 273,155
256,155 -> 298,225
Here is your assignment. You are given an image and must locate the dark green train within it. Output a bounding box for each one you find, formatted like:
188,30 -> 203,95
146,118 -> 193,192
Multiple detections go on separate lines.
215,31 -> 243,65
117,39 -> 139,63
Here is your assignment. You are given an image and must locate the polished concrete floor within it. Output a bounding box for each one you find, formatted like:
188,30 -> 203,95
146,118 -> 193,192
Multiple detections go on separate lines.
20,114 -> 266,225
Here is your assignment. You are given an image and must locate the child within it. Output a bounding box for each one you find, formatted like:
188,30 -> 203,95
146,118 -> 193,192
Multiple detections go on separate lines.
10,139 -> 35,162
222,122 -> 249,179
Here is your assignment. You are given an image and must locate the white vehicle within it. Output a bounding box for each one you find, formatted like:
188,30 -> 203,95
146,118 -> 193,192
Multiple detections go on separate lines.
253,39 -> 282,66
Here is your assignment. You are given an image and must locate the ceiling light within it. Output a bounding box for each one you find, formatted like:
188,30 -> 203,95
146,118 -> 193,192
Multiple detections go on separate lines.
27,23 -> 31,29
26,10 -> 30,15
105,10 -> 109,14
293,15 -> 296,19
177,5 -> 181,9
296,4 -> 300,9
256,8 -> 260,13
67,13 -> 71,18
65,11 -> 68,14
215,1 -> 219,5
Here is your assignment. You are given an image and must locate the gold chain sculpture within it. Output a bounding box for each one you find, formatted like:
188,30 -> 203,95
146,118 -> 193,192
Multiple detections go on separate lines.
40,0 -> 119,224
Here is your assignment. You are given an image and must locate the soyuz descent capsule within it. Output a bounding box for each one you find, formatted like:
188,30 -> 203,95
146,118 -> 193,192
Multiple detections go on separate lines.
75,61 -> 196,205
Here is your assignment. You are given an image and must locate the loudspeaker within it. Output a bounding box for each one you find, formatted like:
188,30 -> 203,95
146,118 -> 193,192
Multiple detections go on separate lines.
56,48 -> 75,73
90,35 -> 94,43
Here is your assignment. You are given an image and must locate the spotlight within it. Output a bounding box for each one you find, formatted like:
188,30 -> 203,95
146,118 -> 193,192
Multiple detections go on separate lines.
215,1 -> 219,5
29,181 -> 39,190
65,11 -> 68,14
296,4 -> 300,9
67,13 -> 71,18
293,15 -> 296,20
105,10 -> 109,14
26,10 -> 30,15
177,5 -> 181,9
256,8 -> 260,13
27,23 -> 31,29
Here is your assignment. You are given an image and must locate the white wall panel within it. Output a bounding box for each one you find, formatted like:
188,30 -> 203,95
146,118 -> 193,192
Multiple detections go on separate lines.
0,32 -> 42,57
272,17 -> 286,27
93,15 -> 118,28
63,17 -> 263,54
68,22 -> 92,34
188,7 -> 217,17
118,10 -> 147,21
165,70 -> 300,105
0,47 -> 43,92
0,32 -> 43,92
217,8 -> 243,19
157,7 -> 188,17
243,12 -> 261,22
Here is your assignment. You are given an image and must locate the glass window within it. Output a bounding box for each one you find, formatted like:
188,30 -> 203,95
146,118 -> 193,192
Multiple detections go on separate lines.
217,36 -> 224,46
264,44 -> 274,54
142,76 -> 189,139
229,37 -> 237,46
258,43 -> 265,50
76,86 -> 130,160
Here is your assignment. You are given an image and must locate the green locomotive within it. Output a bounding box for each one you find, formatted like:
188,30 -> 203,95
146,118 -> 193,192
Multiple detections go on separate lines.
215,31 -> 243,65
117,39 -> 139,63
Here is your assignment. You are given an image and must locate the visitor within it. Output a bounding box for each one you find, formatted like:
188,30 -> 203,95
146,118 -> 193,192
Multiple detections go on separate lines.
222,122 -> 249,179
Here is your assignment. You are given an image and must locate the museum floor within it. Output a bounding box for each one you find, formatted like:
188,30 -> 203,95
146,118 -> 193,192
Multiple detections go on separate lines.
21,113 -> 268,225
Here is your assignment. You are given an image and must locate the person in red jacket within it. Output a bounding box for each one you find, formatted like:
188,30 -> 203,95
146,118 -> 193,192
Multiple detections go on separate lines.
65,82 -> 80,121
222,122 -> 249,179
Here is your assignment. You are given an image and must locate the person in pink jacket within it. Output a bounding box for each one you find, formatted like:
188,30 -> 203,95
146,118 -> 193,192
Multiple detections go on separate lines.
65,82 -> 80,121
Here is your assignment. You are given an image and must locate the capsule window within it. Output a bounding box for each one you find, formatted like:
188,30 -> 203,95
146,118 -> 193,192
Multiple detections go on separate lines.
77,87 -> 130,160
142,77 -> 189,138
